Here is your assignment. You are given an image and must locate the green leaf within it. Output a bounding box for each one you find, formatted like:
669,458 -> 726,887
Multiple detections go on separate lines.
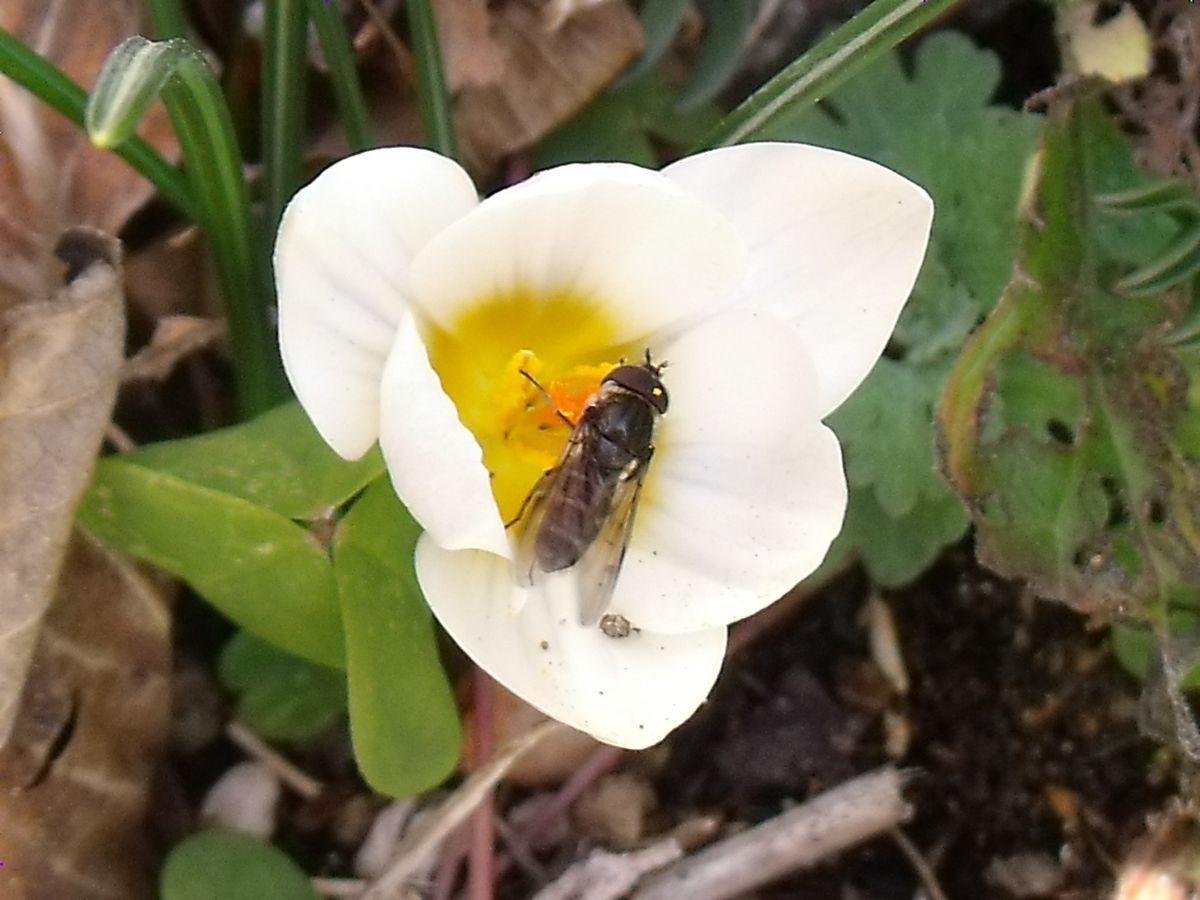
1111,622 -> 1153,681
773,33 -> 1042,585
699,0 -> 957,148
938,95 -> 1200,626
831,359 -> 938,520
842,477 -> 970,589
120,402 -> 385,520
770,32 -> 1043,307
219,631 -> 346,741
334,481 -> 460,796
613,0 -> 690,88
79,458 -> 344,668
535,75 -> 722,169
674,0 -> 756,112
160,829 -> 319,900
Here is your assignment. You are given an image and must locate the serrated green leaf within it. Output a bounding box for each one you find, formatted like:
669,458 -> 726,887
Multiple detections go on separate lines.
160,829 -> 318,900
766,32 -> 1041,584
830,360 -> 933,519
700,0 -> 956,147
79,458 -> 343,667
841,481 -> 969,588
334,481 -> 460,797
219,631 -> 346,741
938,96 -> 1200,625
769,32 -> 1043,307
120,402 -> 385,520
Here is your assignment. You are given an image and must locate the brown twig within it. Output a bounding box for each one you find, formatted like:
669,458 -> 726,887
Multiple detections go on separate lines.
226,720 -> 323,800
630,767 -> 914,900
890,827 -> 950,900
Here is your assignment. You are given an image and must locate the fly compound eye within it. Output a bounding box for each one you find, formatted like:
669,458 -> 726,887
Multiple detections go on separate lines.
602,363 -> 669,414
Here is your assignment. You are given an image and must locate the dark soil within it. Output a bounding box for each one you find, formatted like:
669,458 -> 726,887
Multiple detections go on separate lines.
657,546 -> 1173,898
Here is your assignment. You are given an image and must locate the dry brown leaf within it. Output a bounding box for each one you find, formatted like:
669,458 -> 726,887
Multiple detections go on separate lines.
0,532 -> 171,900
0,0 -> 177,309
329,0 -> 642,180
452,0 -> 642,174
434,0 -> 506,89
122,314 -> 227,383
0,229 -> 125,746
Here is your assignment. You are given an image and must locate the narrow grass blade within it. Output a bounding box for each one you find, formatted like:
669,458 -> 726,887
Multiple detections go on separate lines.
698,0 -> 957,148
405,0 -> 458,159
307,0 -> 374,151
87,36 -> 284,416
262,0 -> 309,237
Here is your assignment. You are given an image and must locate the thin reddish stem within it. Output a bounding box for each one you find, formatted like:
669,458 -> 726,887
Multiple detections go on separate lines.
467,668 -> 497,900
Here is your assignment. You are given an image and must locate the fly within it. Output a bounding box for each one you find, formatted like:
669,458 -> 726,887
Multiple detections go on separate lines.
509,352 -> 668,629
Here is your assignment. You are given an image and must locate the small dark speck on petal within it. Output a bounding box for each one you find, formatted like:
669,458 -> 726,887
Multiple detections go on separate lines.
540,640 -> 550,650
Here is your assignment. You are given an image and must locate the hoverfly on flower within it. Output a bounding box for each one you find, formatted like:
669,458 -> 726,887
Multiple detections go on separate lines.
510,353 -> 668,630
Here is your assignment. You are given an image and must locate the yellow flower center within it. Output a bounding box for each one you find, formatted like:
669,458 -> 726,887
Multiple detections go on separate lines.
420,287 -> 626,522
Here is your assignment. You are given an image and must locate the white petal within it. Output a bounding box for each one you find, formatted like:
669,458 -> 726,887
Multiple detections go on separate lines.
276,147 -> 478,458
379,312 -> 509,556
415,539 -> 727,749
408,163 -> 746,343
610,310 -> 848,634
664,142 -> 933,417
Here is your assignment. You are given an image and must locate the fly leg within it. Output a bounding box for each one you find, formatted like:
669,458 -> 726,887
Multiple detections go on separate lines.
504,466 -> 555,529
518,369 -> 576,429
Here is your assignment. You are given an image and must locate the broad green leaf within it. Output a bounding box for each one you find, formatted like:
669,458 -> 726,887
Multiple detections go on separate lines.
79,458 -> 343,667
938,96 -> 1200,626
334,481 -> 460,796
218,631 -> 346,741
160,829 -> 318,900
122,401 -> 385,520
771,33 -> 1043,585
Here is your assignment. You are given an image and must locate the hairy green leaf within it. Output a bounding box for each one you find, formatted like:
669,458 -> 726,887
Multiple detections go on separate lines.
938,96 -> 1200,627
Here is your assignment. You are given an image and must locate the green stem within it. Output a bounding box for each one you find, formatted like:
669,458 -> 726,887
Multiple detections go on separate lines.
262,0 -> 309,238
404,0 -> 458,160
698,0 -> 958,148
0,28 -> 195,217
167,57 -> 284,415
307,0 -> 374,151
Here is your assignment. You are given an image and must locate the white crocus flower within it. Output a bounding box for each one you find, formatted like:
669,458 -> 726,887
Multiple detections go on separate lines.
275,143 -> 932,749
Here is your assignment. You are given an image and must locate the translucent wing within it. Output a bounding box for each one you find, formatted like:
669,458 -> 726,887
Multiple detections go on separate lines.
510,427 -> 591,587
572,456 -> 648,627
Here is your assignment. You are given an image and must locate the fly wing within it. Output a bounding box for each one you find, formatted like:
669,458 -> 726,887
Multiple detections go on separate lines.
572,456 -> 648,627
510,426 -> 591,586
